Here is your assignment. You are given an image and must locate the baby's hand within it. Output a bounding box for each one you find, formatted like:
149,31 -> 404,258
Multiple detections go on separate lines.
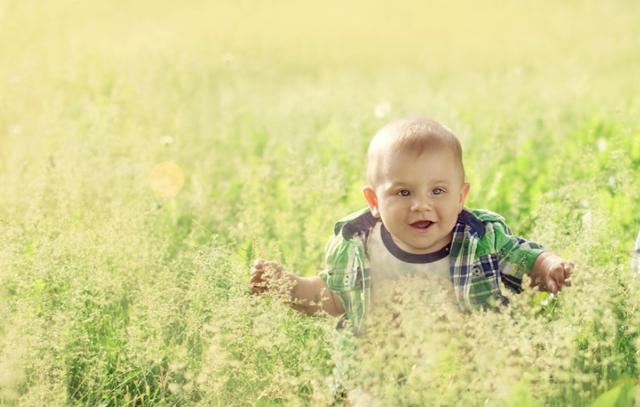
250,259 -> 289,296
530,252 -> 573,294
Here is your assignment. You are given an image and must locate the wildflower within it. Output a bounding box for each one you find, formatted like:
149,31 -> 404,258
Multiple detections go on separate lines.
596,138 -> 607,152
161,135 -> 174,146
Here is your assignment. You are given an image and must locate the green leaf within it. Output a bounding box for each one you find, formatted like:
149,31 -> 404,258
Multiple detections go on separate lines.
590,381 -> 635,407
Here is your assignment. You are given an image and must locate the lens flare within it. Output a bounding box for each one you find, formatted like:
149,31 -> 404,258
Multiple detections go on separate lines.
149,161 -> 185,198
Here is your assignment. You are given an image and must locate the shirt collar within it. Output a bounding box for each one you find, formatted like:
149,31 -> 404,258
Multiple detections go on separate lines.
457,209 -> 486,238
380,222 -> 451,263
338,207 -> 486,241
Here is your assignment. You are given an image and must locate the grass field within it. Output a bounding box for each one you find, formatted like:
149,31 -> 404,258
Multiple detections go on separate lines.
1,0 -> 640,405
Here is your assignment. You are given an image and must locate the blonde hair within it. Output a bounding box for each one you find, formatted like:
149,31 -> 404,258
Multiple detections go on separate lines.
366,117 -> 465,186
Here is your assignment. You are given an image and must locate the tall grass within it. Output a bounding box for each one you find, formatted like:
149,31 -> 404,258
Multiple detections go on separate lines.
1,0 -> 640,405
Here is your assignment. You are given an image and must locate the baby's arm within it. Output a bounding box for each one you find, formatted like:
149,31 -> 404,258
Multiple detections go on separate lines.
492,220 -> 572,294
250,259 -> 345,317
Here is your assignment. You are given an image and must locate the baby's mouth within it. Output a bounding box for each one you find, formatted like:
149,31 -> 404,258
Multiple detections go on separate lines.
410,220 -> 433,229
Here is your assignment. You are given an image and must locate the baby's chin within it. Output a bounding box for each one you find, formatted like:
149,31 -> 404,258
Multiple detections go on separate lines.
397,235 -> 453,255
394,240 -> 441,255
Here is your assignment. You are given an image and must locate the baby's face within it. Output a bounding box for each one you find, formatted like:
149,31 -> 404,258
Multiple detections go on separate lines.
366,147 -> 469,254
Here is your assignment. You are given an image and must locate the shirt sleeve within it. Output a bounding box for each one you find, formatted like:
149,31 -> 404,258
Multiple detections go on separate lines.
318,232 -> 351,313
490,220 -> 545,291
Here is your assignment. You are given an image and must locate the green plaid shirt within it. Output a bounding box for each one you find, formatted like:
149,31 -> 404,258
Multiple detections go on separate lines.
318,207 -> 544,335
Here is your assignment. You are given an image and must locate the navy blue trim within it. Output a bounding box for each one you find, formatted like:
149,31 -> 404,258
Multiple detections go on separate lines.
459,209 -> 486,238
516,237 -> 543,250
340,210 -> 378,240
501,273 -> 524,294
380,223 -> 450,263
337,208 -> 485,241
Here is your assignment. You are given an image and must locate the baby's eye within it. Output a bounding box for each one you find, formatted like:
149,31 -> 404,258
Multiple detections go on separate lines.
397,189 -> 410,197
432,187 -> 446,195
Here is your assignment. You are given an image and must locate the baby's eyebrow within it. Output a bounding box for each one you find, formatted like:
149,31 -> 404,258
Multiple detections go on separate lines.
388,180 -> 450,188
430,179 -> 450,185
387,181 -> 410,189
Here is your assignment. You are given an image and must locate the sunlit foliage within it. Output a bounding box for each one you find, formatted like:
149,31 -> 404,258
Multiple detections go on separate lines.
1,0 -> 639,405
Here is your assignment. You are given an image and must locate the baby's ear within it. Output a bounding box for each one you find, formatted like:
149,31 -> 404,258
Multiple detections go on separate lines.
459,183 -> 470,206
362,186 -> 380,218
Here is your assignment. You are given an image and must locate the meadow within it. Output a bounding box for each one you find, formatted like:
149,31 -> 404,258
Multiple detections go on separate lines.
1,0 -> 640,405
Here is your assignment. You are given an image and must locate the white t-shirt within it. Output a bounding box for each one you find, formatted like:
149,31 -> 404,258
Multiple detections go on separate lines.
366,222 -> 455,317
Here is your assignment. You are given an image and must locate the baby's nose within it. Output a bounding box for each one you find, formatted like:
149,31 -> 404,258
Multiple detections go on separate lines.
411,197 -> 432,211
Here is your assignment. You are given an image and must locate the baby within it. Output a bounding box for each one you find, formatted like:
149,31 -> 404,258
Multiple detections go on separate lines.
250,117 -> 572,335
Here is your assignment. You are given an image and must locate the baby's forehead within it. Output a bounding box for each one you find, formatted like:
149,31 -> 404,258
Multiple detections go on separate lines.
366,118 -> 465,183
369,137 -> 458,166
368,140 -> 463,186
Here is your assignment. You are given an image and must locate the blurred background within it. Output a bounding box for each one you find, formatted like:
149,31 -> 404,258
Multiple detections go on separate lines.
1,0 -> 640,405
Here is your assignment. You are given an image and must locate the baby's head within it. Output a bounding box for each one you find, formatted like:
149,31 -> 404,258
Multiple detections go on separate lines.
363,117 -> 470,254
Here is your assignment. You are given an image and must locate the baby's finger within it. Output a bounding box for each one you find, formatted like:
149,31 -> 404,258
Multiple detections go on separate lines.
250,270 -> 268,288
250,278 -> 269,294
553,268 -> 573,291
564,263 -> 574,279
250,267 -> 262,280
253,258 -> 265,268
250,285 -> 267,295
265,260 -> 282,271
546,278 -> 558,294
